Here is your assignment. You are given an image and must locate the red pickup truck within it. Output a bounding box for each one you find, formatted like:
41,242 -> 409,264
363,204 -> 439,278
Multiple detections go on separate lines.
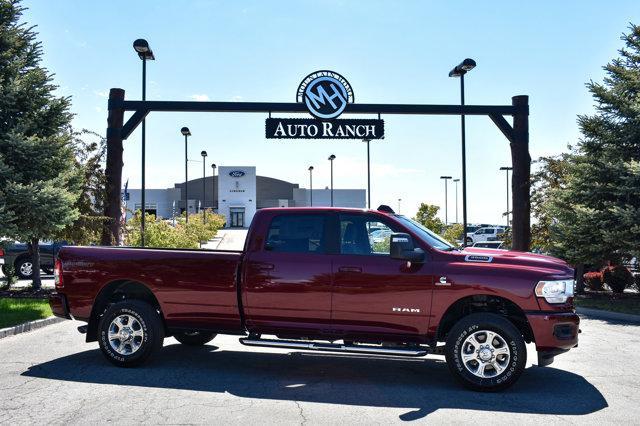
49,206 -> 579,391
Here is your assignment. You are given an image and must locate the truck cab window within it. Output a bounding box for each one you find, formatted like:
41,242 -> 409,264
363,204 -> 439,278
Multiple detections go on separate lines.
265,214 -> 325,253
340,215 -> 394,255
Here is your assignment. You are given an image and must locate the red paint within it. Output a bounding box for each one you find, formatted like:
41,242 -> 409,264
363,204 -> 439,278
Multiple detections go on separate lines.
51,207 -> 578,357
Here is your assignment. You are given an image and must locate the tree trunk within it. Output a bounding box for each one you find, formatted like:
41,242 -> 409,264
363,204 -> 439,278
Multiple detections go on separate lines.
101,88 -> 125,246
31,237 -> 41,290
575,263 -> 585,294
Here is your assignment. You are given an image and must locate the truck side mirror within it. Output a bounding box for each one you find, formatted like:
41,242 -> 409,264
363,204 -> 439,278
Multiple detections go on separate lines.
390,233 -> 425,263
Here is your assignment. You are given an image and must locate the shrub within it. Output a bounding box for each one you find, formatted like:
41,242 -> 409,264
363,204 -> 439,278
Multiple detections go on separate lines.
124,210 -> 225,249
583,271 -> 603,291
601,265 -> 633,294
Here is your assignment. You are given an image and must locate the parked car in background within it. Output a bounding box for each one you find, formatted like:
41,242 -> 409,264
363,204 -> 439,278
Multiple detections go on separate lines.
473,241 -> 504,249
0,241 -> 67,279
466,227 -> 506,245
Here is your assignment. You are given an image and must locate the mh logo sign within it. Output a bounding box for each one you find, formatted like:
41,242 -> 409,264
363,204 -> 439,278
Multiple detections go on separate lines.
297,71 -> 354,119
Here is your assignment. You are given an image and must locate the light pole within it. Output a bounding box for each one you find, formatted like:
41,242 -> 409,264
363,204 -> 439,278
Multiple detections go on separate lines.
500,166 -> 513,227
328,154 -> 336,207
363,138 -> 371,208
453,178 -> 460,223
133,39 -> 155,247
211,163 -> 217,213
181,127 -> 191,222
398,198 -> 402,214
201,150 -> 207,223
440,176 -> 452,225
449,58 -> 476,246
308,166 -> 314,206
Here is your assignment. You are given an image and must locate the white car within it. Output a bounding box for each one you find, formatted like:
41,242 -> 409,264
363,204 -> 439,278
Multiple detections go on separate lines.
472,241 -> 504,249
466,226 -> 506,245
369,229 -> 392,244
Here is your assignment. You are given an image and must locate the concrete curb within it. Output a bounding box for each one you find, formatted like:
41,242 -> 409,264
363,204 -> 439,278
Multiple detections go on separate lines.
0,316 -> 65,340
577,307 -> 640,324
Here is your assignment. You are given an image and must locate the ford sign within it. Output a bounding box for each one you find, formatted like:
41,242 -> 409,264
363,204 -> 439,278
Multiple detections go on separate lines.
229,170 -> 245,178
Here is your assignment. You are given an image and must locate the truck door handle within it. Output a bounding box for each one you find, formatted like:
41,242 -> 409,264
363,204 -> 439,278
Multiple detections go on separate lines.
253,263 -> 274,271
338,266 -> 362,273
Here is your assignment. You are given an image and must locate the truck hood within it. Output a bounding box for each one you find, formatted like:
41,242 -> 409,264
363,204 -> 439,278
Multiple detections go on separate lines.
459,247 -> 573,276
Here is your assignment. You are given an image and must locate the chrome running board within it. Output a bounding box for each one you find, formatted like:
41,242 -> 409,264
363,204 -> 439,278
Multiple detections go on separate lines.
239,337 -> 428,357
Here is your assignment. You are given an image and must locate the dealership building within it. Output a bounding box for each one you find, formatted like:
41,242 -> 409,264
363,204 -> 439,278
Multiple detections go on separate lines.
124,166 -> 365,228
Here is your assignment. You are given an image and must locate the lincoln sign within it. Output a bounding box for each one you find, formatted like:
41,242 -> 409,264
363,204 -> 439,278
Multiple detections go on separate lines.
265,70 -> 384,140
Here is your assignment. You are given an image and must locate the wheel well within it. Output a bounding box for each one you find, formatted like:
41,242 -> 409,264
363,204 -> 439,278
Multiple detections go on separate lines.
437,295 -> 534,343
14,254 -> 30,266
86,280 -> 165,342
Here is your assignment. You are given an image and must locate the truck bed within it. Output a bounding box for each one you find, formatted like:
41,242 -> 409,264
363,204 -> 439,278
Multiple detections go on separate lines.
58,246 -> 244,332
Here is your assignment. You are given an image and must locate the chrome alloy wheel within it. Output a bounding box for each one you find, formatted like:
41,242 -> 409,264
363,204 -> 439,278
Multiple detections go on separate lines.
20,261 -> 33,277
460,330 -> 511,378
108,314 -> 144,355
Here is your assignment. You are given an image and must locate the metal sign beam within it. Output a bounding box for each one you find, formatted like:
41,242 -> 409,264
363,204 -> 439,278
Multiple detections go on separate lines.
102,88 -> 530,252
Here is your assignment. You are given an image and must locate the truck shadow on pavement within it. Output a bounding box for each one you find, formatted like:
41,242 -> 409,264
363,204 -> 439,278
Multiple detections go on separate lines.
22,344 -> 607,421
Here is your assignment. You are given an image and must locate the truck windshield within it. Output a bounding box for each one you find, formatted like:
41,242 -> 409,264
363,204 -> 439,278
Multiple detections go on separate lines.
394,215 -> 456,251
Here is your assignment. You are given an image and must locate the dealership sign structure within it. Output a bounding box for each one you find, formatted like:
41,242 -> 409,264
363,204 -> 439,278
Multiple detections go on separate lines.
265,71 -> 384,139
102,70 -> 531,251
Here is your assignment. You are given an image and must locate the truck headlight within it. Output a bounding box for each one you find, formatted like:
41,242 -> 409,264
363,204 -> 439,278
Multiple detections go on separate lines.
535,279 -> 574,304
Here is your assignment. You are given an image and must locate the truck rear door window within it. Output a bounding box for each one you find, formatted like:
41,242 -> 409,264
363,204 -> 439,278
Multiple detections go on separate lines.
265,214 -> 326,253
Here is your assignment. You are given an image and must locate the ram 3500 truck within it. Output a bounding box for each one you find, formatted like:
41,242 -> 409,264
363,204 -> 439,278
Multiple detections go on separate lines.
50,206 -> 579,391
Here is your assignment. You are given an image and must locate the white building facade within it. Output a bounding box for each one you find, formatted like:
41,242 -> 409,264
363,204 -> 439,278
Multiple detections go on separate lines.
123,166 -> 366,228
217,166 -> 257,228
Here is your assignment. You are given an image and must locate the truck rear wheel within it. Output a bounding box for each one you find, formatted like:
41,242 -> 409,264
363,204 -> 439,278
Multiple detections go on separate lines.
445,313 -> 526,392
174,331 -> 216,346
98,300 -> 164,367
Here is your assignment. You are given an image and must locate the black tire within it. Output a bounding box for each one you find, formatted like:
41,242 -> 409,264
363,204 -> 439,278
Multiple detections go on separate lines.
98,300 -> 164,367
15,257 -> 34,279
445,313 -> 526,392
174,331 -> 216,346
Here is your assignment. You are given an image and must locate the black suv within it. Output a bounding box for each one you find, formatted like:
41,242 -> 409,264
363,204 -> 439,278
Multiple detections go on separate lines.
0,241 -> 67,279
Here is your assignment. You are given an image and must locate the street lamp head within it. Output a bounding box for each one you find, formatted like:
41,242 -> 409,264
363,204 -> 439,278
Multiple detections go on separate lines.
328,154 -> 336,161
440,175 -> 452,180
453,178 -> 460,182
201,150 -> 207,158
362,138 -> 371,143
449,58 -> 476,77
211,163 -> 217,169
133,39 -> 155,60
499,166 -> 513,171
308,166 -> 314,171
181,127 -> 191,136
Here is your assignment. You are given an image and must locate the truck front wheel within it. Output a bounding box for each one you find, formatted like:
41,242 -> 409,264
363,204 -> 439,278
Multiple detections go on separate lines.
97,300 -> 164,367
174,331 -> 216,346
445,313 -> 526,391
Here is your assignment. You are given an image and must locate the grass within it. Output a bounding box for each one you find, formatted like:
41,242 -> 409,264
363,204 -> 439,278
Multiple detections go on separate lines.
0,298 -> 53,329
575,291 -> 640,315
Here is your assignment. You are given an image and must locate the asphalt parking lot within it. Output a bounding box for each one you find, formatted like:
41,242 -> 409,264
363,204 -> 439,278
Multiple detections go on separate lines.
0,315 -> 635,424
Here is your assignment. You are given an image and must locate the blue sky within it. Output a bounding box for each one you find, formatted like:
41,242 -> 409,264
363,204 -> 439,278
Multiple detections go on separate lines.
23,0 -> 640,222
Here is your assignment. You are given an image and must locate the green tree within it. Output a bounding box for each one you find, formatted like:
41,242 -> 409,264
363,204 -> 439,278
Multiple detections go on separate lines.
413,203 -> 444,234
0,1 -> 81,289
442,223 -> 464,245
530,154 -> 570,253
55,130 -> 108,245
547,25 -> 640,266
